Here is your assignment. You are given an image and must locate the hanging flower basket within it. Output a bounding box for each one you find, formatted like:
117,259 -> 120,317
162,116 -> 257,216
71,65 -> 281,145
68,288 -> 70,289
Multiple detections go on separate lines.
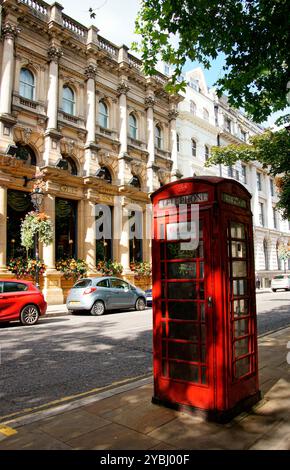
21,211 -> 53,250
8,258 -> 46,279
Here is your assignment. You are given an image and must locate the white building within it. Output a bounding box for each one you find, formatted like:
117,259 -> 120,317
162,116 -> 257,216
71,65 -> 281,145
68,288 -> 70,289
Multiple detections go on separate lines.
172,66 -> 290,287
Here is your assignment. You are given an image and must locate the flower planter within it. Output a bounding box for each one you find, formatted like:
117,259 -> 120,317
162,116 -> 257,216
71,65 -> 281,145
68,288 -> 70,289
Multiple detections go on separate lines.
61,278 -> 75,302
133,275 -> 152,291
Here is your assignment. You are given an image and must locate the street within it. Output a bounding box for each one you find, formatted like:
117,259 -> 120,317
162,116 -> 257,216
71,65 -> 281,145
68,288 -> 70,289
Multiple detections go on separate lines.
0,291 -> 289,420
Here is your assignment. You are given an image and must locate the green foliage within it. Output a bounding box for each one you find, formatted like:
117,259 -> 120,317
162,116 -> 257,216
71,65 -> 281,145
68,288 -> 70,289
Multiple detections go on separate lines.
21,211 -> 53,250
8,258 -> 46,279
96,260 -> 123,276
56,258 -> 88,280
277,243 -> 290,261
130,261 -> 152,277
205,129 -> 290,219
134,0 -> 290,122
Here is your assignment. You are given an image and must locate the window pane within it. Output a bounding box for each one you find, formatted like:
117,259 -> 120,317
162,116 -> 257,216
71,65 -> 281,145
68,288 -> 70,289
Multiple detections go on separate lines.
166,241 -> 203,259
235,357 -> 251,378
168,301 -> 198,320
168,322 -> 199,341
3,282 -> 28,292
168,342 -> 200,362
232,261 -> 247,277
230,222 -> 245,239
167,282 -> 197,300
235,338 -> 250,358
167,262 -> 197,279
233,280 -> 247,296
73,279 -> 92,288
234,319 -> 249,337
233,299 -> 248,316
169,362 -> 199,383
97,280 -> 109,288
231,241 -> 247,258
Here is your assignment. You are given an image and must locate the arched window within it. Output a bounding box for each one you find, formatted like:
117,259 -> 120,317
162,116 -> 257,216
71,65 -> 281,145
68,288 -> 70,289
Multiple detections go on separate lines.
177,133 -> 180,152
15,144 -> 37,166
62,86 -> 75,115
61,156 -> 78,175
20,68 -> 35,100
205,145 -> 209,161
191,139 -> 196,157
129,113 -> 138,139
190,100 -> 196,115
99,101 -> 109,128
96,166 -> 112,184
155,124 -> 162,149
129,175 -> 141,189
263,239 -> 269,270
203,108 -> 209,121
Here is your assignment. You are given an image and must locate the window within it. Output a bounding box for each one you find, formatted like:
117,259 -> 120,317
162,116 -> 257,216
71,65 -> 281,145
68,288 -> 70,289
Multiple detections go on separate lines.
225,117 -> 232,132
129,175 -> 141,189
99,101 -> 109,128
177,133 -> 180,152
164,65 -> 170,75
155,125 -> 162,149
3,282 -> 28,293
191,139 -> 196,157
73,279 -> 92,288
263,239 -> 269,270
97,279 -> 110,288
241,165 -> 247,184
190,100 -> 196,115
276,242 -> 282,270
19,68 -> 35,100
62,86 -> 75,115
15,144 -> 37,166
203,108 -> 209,121
241,130 -> 247,142
61,156 -> 78,176
110,279 -> 129,290
188,80 -> 199,91
204,145 -> 209,161
270,179 -> 274,197
228,166 -> 234,177
273,208 -> 278,229
257,172 -> 262,191
96,166 -> 112,183
259,202 -> 264,226
129,113 -> 138,139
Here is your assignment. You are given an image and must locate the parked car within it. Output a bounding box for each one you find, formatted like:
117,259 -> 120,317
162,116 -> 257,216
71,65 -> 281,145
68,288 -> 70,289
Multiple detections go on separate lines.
271,274 -> 290,292
0,279 -> 47,325
145,288 -> 152,306
67,277 -> 147,315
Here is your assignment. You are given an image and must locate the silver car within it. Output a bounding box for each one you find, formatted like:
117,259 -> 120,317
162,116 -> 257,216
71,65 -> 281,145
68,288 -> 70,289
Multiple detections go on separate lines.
66,277 -> 147,316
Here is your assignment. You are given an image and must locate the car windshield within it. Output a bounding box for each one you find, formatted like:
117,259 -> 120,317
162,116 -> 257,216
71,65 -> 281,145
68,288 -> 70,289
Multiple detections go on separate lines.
73,279 -> 92,288
273,275 -> 286,280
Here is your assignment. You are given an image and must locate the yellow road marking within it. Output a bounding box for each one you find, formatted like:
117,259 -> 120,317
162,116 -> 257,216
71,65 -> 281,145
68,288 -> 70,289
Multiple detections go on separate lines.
0,426 -> 17,437
0,373 -> 151,423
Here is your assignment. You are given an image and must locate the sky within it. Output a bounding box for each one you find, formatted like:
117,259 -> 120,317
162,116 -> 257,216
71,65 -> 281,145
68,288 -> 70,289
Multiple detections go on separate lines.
58,0 -> 288,128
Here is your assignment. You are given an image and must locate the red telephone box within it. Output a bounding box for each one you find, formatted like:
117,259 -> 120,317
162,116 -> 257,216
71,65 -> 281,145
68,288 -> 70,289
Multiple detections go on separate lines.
151,176 -> 261,422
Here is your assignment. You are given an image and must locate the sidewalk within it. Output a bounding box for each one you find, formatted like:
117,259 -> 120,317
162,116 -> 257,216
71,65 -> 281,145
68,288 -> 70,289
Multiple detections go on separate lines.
0,327 -> 289,450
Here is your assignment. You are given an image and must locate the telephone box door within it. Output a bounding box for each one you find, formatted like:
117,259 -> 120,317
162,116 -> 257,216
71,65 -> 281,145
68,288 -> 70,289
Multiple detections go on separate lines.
153,209 -> 215,410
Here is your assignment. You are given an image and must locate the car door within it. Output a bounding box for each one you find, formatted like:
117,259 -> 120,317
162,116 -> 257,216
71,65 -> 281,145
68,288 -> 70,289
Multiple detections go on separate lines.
0,281 -> 28,320
109,278 -> 135,309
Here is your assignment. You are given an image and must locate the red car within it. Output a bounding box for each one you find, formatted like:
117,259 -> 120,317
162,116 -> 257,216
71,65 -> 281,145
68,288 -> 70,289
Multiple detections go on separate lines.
0,279 -> 47,325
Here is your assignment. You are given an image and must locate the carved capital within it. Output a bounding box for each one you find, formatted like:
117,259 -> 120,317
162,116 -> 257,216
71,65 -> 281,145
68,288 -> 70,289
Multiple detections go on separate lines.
85,64 -> 97,80
130,160 -> 143,176
117,80 -> 130,96
145,96 -> 155,109
168,109 -> 179,121
2,23 -> 20,39
48,46 -> 63,63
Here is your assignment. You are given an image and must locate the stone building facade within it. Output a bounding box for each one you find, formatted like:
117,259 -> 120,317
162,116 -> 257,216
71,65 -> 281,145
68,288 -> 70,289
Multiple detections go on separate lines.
0,0 -> 181,303
174,67 -> 290,287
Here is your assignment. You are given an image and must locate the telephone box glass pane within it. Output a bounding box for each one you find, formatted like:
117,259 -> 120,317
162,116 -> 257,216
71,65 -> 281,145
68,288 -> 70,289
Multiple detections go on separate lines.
168,342 -> 200,362
235,357 -> 250,378
169,362 -> 199,383
230,222 -> 245,239
234,319 -> 249,337
167,262 -> 197,279
166,242 -> 203,259
168,322 -> 199,341
168,302 -> 198,320
233,299 -> 248,316
200,262 -> 204,279
233,280 -> 247,296
201,366 -> 207,384
167,282 -> 197,299
231,241 -> 247,258
235,338 -> 250,358
232,261 -> 247,277
200,303 -> 205,321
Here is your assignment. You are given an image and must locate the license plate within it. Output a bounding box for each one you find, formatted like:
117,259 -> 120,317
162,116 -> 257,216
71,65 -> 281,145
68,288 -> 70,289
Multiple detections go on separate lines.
69,301 -> 80,305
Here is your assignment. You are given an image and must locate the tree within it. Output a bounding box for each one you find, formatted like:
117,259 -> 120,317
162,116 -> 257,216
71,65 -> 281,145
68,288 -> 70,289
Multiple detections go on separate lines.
204,128 -> 290,219
134,0 -> 290,123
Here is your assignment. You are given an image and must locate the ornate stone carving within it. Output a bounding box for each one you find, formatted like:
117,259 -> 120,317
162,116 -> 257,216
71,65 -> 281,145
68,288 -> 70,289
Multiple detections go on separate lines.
48,46 -> 63,63
117,81 -> 130,96
22,128 -> 33,144
158,168 -> 169,184
2,23 -> 20,39
85,64 -> 97,80
145,96 -> 155,109
168,109 -> 179,121
130,160 -> 144,176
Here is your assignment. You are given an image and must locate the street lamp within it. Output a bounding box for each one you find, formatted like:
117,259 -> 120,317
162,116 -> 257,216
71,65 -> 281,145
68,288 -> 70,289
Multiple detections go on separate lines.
30,187 -> 44,289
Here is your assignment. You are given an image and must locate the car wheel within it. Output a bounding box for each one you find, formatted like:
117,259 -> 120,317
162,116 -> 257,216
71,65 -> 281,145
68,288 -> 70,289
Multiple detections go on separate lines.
91,301 -> 105,316
272,289 -> 277,292
135,297 -> 146,311
20,304 -> 39,326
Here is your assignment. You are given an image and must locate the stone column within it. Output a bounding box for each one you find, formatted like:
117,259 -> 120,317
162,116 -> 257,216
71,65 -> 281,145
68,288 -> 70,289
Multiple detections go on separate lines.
145,95 -> 155,193
117,80 -> 130,185
84,196 -> 97,275
43,46 -> 63,166
169,108 -> 180,181
266,175 -> 274,230
42,193 -> 64,305
84,63 -> 98,176
0,184 -> 10,276
250,165 -> 259,226
0,23 -> 19,152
